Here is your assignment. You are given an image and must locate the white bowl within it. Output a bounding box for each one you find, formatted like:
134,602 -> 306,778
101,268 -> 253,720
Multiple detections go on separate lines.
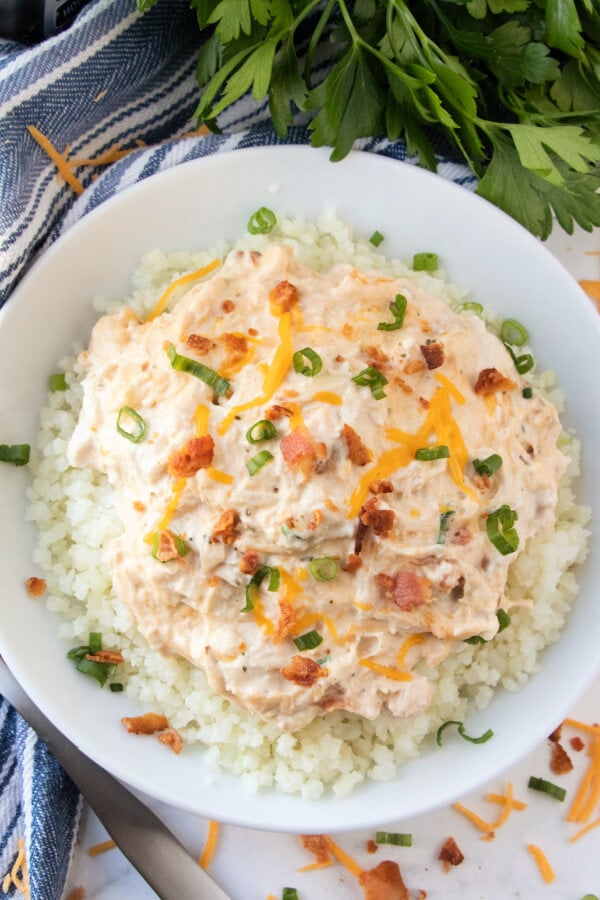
1,146 -> 599,833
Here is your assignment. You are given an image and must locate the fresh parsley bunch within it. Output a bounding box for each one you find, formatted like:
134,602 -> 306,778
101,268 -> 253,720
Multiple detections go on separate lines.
139,0 -> 600,239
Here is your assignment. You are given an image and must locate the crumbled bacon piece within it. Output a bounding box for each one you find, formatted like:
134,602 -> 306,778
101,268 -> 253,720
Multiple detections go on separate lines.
273,599 -> 297,644
132,500 -> 146,512
157,727 -> 184,755
419,396 -> 430,409
222,332 -> 248,357
270,280 -> 299,313
570,736 -> 585,752
280,656 -> 327,687
222,299 -> 235,313
121,712 -> 169,735
369,480 -> 393,495
209,508 -> 238,545
549,725 -> 562,742
342,424 -> 372,466
265,404 -> 293,421
550,740 -> 573,775
366,839 -> 378,854
85,650 -> 124,664
309,509 -> 323,530
360,497 -> 394,537
301,835 -> 331,864
344,553 -> 363,573
363,345 -> 390,369
438,837 -> 464,870
375,570 -> 432,611
154,530 -> 185,563
248,327 -> 258,336
474,367 -> 516,395
449,525 -> 472,546
420,341 -> 445,370
404,359 -> 426,375
186,334 -> 215,355
473,473 -> 491,491
280,426 -> 327,476
25,577 -> 46,597
167,435 -> 214,477
393,376 -> 413,394
239,551 -> 259,575
354,518 -> 369,555
358,860 -> 409,900
335,354 -> 345,363
65,889 -> 86,900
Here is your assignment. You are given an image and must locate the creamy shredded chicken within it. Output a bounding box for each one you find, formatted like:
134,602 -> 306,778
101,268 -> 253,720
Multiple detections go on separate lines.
68,244 -> 567,731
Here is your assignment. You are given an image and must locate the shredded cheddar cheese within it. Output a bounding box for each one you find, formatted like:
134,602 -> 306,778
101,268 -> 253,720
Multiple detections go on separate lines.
568,816 -> 600,844
2,838 -> 30,899
311,391 -> 343,405
26,125 -> 84,195
199,820 -> 219,869
396,633 -> 425,667
323,836 -> 363,878
566,720 -> 600,825
358,659 -> 412,681
453,782 -> 524,839
158,478 -> 187,531
146,259 -> 221,322
87,839 -> 117,857
579,279 -> 600,309
526,844 -> 554,884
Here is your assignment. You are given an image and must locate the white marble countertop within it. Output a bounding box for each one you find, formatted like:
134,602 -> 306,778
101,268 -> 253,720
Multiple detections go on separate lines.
63,223 -> 600,900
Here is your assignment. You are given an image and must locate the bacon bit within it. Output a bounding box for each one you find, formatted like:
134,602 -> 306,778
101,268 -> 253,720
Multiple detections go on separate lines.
474,367 -> 516,395
420,320 -> 432,334
65,888 -> 86,900
280,655 -> 327,687
25,577 -> 46,597
270,280 -> 299,313
393,376 -> 413,394
239,551 -> 260,575
318,687 -> 347,712
404,359 -> 426,375
265,404 -> 293,421
358,860 -> 409,900
420,341 -> 445,370
369,479 -> 393,494
375,571 -> 431,612
301,835 -> 331,865
473,473 -> 491,491
309,509 -> 323,530
208,575 -> 220,587
87,840 -> 116,857
132,500 -> 146,512
121,712 -> 169,735
248,327 -> 258,336
449,525 -> 472,546
157,727 -> 184,755
526,844 -> 554,884
325,497 -> 339,511
419,396 -> 430,409
154,530 -> 185,563
186,334 -> 215,354
335,354 -> 345,363
344,553 -> 363,572
209,508 -> 238,544
354,518 -> 369,555
280,426 -> 327,476
550,740 -> 573,775
362,345 -> 390,369
342,424 -> 373,466
549,724 -> 562,742
85,650 -> 124,665
571,736 -> 585,752
272,599 -> 297,644
222,299 -> 235,313
438,837 -> 464,871
167,435 -> 214,477
199,820 -> 219,869
360,497 -> 394,537
366,839 -> 378,854
222,331 -> 248,357
342,323 -> 353,339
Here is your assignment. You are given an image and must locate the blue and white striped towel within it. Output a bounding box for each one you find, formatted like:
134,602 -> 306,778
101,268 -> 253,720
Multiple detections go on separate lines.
0,0 -> 476,895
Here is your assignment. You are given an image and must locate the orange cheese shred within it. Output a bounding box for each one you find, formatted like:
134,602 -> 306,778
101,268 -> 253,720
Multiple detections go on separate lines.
146,259 -> 220,322
567,727 -> 600,824
323,836 -> 363,878
453,783 -> 523,839
358,659 -> 412,681
579,279 -> 600,309
568,816 -> 600,844
199,820 -> 219,869
26,125 -> 84,195
3,838 -> 30,899
87,839 -> 117,857
526,844 -> 554,884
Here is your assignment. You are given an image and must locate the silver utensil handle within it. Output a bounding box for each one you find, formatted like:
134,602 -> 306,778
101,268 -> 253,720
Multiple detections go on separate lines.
0,660 -> 231,900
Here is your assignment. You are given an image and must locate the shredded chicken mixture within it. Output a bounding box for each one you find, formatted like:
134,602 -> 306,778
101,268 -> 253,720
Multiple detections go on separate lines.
68,244 -> 567,731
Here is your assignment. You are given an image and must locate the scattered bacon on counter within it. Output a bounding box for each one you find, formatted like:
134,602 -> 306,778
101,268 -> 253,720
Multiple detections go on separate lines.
25,576 -> 46,597
570,736 -> 585,752
550,740 -> 574,775
280,656 -> 328,687
121,712 -> 169,735
438,836 -> 464,871
473,367 -> 516,395
358,860 -> 409,900
301,835 -> 331,865
167,435 -> 214,477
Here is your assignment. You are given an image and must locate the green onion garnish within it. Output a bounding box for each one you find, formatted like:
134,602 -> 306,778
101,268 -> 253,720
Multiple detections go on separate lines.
496,609 -> 511,632
457,301 -> 483,317
413,252 -> 439,271
247,206 -> 276,235
504,342 -> 534,375
293,347 -> 323,377
486,505 -> 519,555
166,342 -> 230,396
437,509 -> 455,544
243,565 -> 280,612
436,720 -> 494,747
377,293 -> 407,332
282,889 -> 299,900
528,776 -> 566,802
116,406 -> 146,444
472,454 -> 503,477
464,634 -> 487,645
415,445 -> 449,461
246,419 -> 277,444
316,655 -> 331,666
293,630 -> 323,651
522,387 -> 533,399
88,632 -> 103,655
580,895 -> 599,900
49,373 -> 67,391
500,318 -> 529,347
0,444 -> 30,467
109,682 -> 124,692
151,532 -> 188,561
352,366 -> 388,400
75,657 -> 117,687
246,449 -> 274,476
375,832 -> 412,847
66,645 -> 90,660
309,557 -> 339,582
369,230 -> 384,247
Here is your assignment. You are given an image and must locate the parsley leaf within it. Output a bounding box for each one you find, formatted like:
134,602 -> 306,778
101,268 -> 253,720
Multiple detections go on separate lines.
545,0 -> 585,59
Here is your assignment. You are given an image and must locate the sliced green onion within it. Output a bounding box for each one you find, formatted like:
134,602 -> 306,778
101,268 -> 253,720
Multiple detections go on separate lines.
436,720 -> 494,747
116,406 -> 146,443
375,832 -> 412,847
352,366 -> 388,400
293,347 -> 322,377
246,449 -> 274,476
75,657 -> 117,688
413,252 -> 439,271
472,454 -> 503,477
486,505 -> 519,555
282,889 -> 299,900
496,609 -> 511,632
0,444 -> 30,467
369,230 -> 384,247
504,342 -> 534,375
464,634 -> 487,645
522,387 -> 533,399
377,293 -> 407,332
580,895 -> 599,899
500,318 -> 529,347
437,509 -> 455,545
110,682 -> 124,692
293,630 -> 323,651
316,655 -> 331,666
166,342 -> 230,396
49,373 -> 67,391
247,206 -> 276,235
88,632 -> 103,655
457,301 -> 483,317
66,645 -> 90,660
243,565 -> 280,612
309,557 -> 339,582
246,419 -> 277,444
415,445 -> 449,461
151,532 -> 188,561
528,776 -> 566,802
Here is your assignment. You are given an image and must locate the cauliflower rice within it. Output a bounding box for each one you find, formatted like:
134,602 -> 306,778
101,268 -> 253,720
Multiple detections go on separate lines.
25,211 -> 590,800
